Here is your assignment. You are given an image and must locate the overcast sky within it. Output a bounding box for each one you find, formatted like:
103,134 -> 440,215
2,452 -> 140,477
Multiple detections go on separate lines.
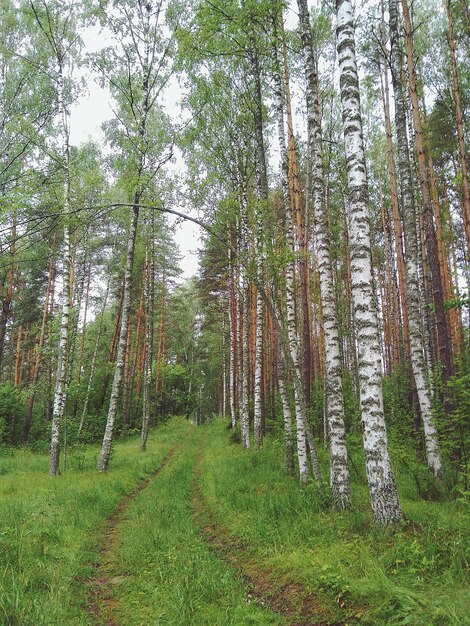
68,2 -> 315,281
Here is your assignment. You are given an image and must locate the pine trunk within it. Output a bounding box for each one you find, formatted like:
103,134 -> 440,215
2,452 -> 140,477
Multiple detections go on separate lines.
446,0 -> 470,255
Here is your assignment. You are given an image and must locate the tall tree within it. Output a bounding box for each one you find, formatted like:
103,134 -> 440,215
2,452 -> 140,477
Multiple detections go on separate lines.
94,0 -> 173,471
24,0 -> 82,475
297,0 -> 350,509
401,0 -> 454,385
336,0 -> 401,523
388,0 -> 444,478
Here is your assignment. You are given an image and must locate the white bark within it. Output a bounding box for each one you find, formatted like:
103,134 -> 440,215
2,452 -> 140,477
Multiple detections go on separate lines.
253,288 -> 263,445
297,0 -> 351,509
50,64 -> 71,476
277,345 -> 295,475
222,314 -> 227,419
141,248 -> 152,451
388,0 -> 443,479
228,250 -> 237,429
240,185 -> 251,449
251,47 -> 267,448
272,36 -> 313,485
336,0 -> 401,523
97,205 -> 139,470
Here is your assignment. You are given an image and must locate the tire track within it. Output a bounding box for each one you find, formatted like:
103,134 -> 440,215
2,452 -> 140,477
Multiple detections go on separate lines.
84,441 -> 184,625
191,433 -> 349,626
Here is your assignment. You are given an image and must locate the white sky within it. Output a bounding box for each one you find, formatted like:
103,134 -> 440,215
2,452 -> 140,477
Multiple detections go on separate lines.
69,22 -> 201,281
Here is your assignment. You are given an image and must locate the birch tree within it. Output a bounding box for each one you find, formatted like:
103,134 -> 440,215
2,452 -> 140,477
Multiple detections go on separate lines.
24,0 -> 82,475
297,0 -> 350,508
94,0 -> 173,471
336,0 -> 401,523
388,0 -> 443,478
271,19 -> 313,485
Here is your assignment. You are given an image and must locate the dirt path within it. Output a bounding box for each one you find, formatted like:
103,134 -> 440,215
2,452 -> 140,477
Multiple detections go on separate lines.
84,442 -> 182,625
191,436 -> 348,626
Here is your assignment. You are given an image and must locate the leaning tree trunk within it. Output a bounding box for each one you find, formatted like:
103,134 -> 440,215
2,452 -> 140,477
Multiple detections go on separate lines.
97,203 -> 139,471
271,26 -> 314,485
297,0 -> 350,509
388,0 -> 444,478
336,0 -> 401,523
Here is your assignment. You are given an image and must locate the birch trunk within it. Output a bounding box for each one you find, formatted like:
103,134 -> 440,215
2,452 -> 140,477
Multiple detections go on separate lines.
379,49 -> 411,361
97,204 -> 139,471
336,0 -> 401,523
272,28 -> 312,485
388,0 -> 443,478
297,0 -> 350,508
222,314 -> 227,419
240,184 -> 251,449
228,248 -> 237,429
253,287 -> 263,446
141,251 -> 152,451
401,0 -> 453,385
277,343 -> 295,475
50,63 -> 72,476
250,46 -> 267,448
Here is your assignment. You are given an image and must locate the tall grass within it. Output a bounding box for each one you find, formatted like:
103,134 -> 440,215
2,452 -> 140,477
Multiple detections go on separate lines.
109,424 -> 282,625
1,416 -> 468,625
0,417 -> 191,625
199,420 -> 470,625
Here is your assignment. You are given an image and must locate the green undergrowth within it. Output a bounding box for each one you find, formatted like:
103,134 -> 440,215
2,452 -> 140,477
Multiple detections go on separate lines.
109,424 -> 282,625
199,419 -> 470,625
0,416 -> 191,625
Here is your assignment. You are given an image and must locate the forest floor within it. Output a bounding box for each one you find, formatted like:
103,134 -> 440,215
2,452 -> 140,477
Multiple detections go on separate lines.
0,417 -> 469,625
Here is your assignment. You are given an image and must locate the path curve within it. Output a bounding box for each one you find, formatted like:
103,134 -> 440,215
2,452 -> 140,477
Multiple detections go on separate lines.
191,435 -> 347,626
84,442 -> 183,625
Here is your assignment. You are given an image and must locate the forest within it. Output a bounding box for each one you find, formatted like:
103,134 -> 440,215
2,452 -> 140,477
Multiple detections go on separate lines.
0,0 -> 469,624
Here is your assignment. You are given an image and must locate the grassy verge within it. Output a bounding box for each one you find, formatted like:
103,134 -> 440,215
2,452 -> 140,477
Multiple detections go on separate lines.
0,417 -> 191,626
108,423 -> 282,625
199,419 -> 470,625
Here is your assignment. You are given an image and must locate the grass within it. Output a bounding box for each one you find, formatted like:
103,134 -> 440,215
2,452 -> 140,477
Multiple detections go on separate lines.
198,419 -> 470,625
0,417 -> 192,625
1,416 -> 468,625
108,424 -> 282,625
